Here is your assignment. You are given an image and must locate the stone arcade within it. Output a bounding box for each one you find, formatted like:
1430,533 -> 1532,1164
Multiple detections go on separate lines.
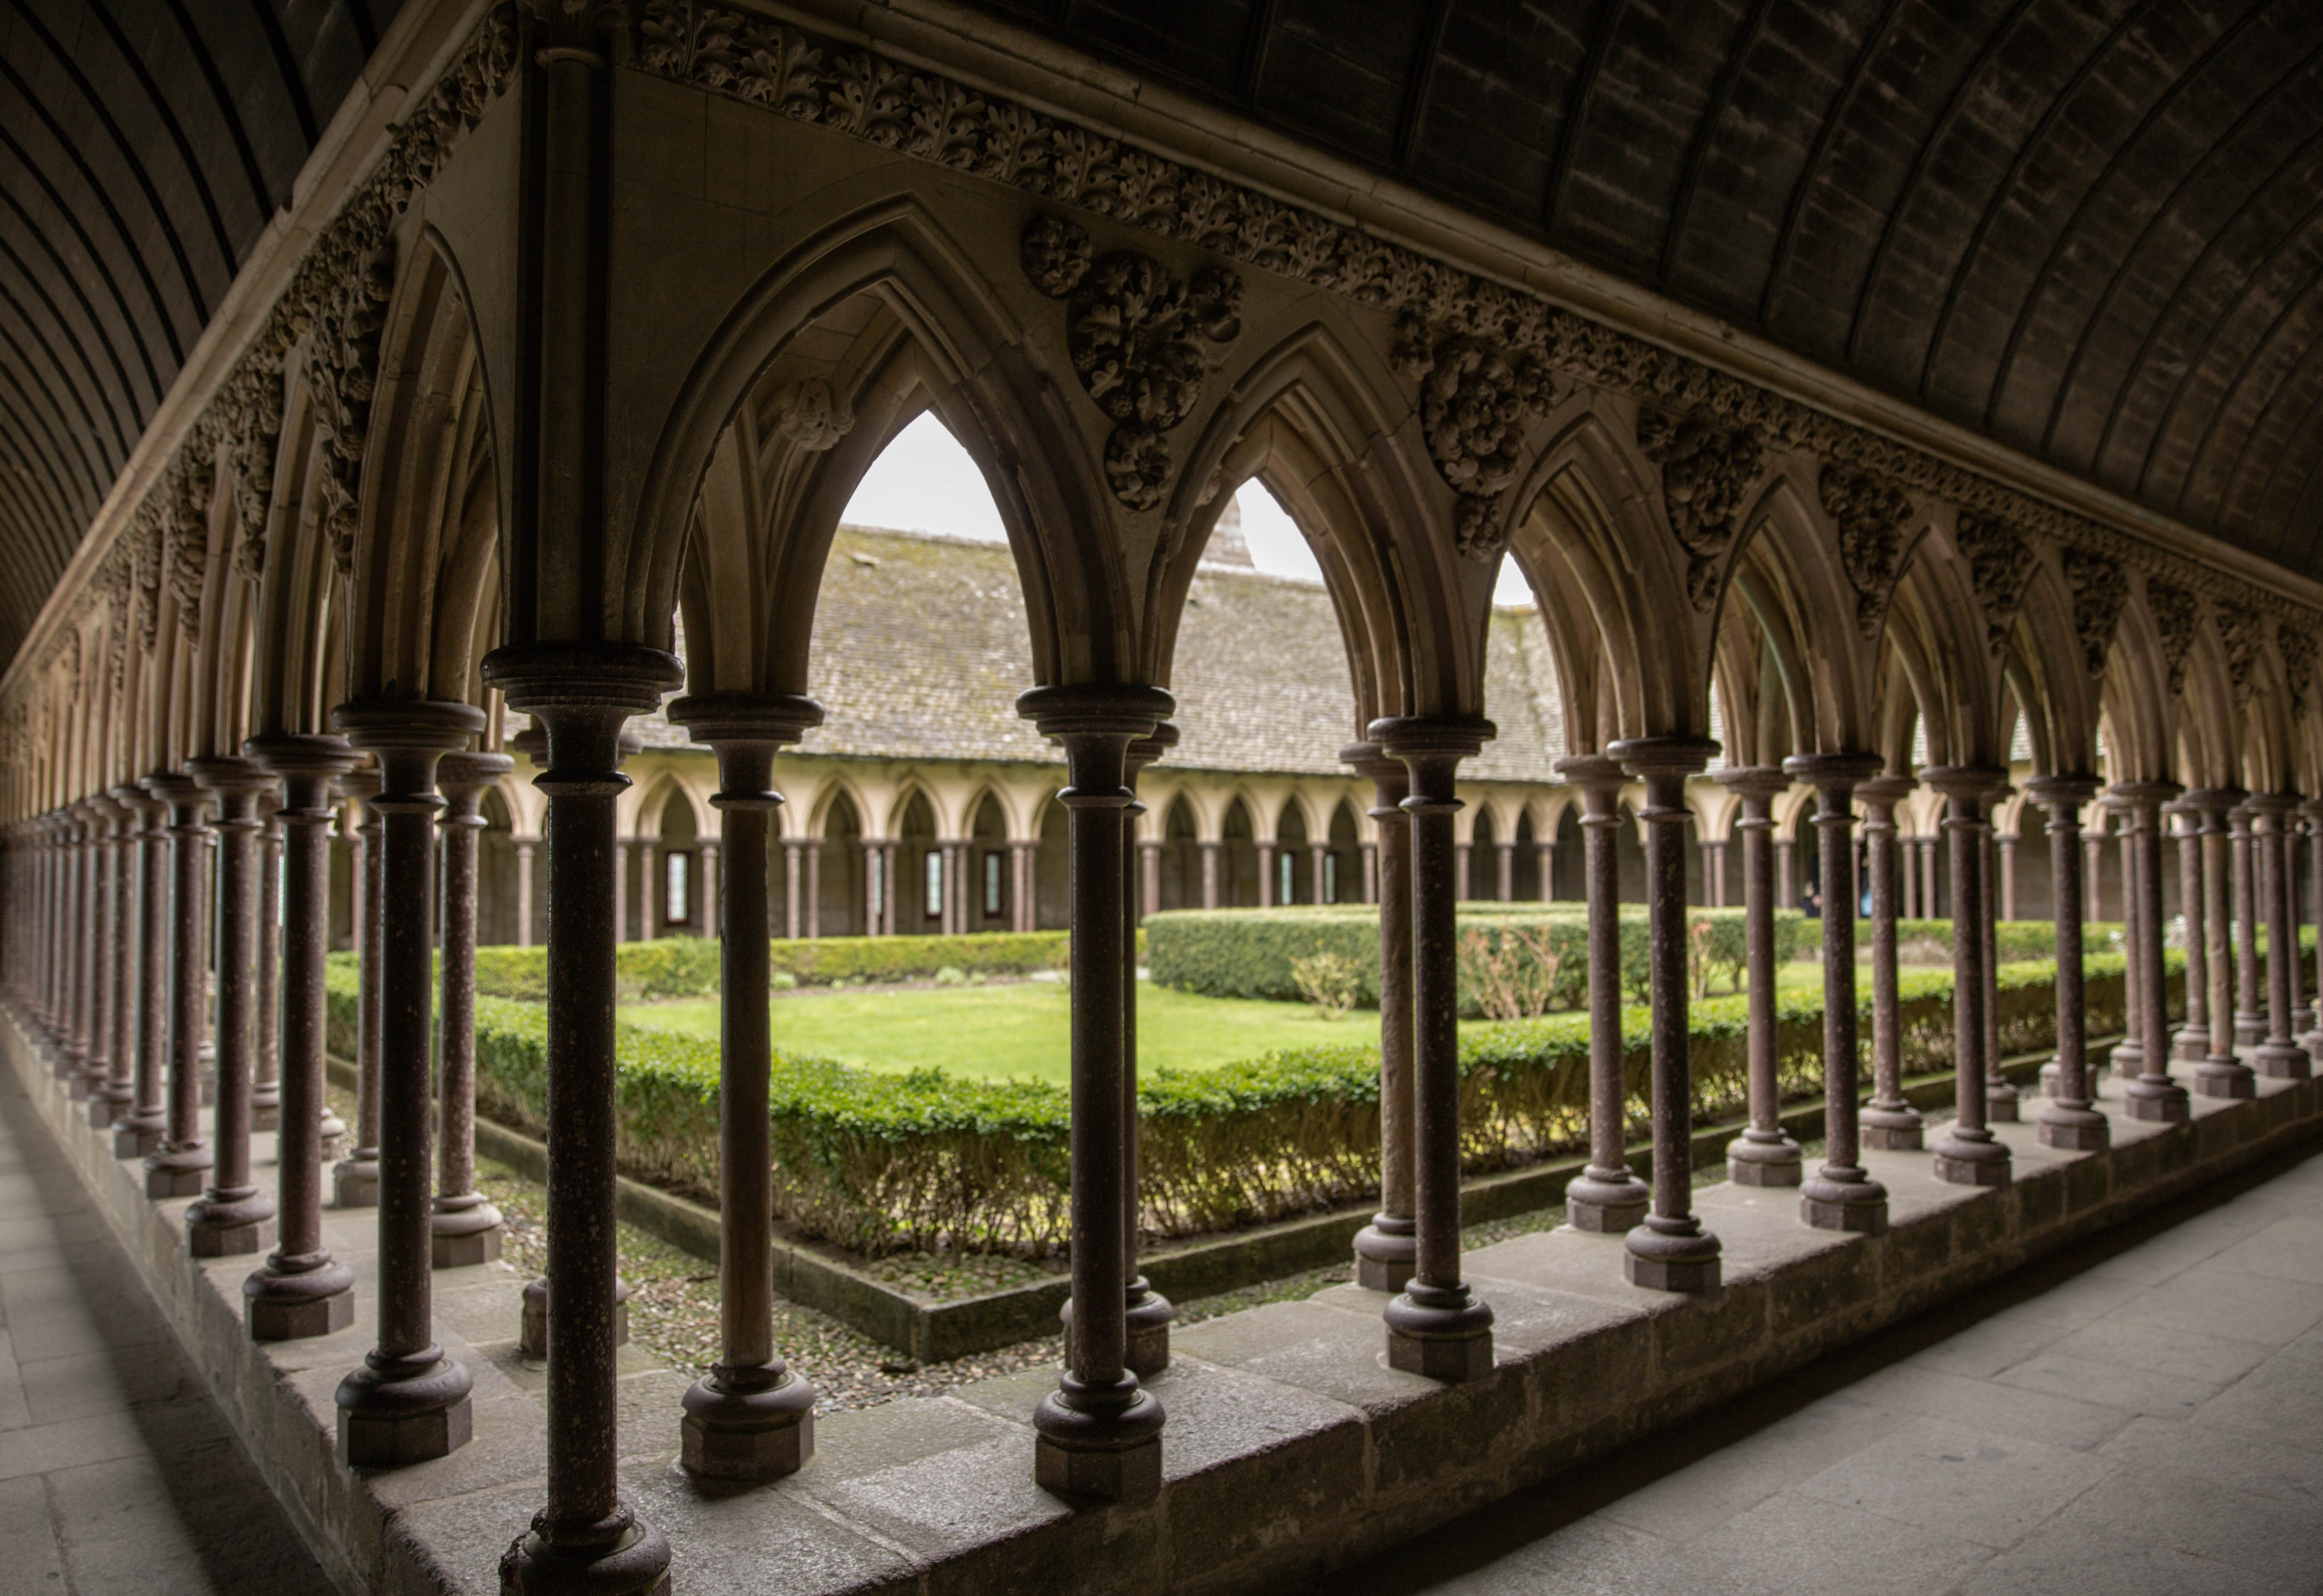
3,3 -> 2323,1593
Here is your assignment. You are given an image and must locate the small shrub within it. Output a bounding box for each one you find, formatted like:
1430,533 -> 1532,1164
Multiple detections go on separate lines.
1455,924 -> 1563,1020
934,966 -> 968,986
1290,949 -> 1363,1021
771,971 -> 798,990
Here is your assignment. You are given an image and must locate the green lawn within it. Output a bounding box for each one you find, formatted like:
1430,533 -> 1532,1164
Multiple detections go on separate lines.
616,959 -> 1880,1084
622,979 -> 1380,1085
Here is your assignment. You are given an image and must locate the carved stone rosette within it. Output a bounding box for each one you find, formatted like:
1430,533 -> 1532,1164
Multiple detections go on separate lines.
1020,215 -> 1242,511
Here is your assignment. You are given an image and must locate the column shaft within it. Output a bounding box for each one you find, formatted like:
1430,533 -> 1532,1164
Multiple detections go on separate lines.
2030,778 -> 2107,1149
1560,758 -> 1648,1231
1928,771 -> 2009,1186
1350,746 -> 1417,1288
187,760 -> 274,1256
1718,768 -> 1798,1187
1860,778 -> 1923,1149
144,775 -> 213,1198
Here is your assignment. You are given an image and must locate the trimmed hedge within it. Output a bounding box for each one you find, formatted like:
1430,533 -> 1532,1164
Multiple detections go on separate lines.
468,931 -> 1073,1003
1146,905 -> 1809,1013
334,944 -> 2179,1258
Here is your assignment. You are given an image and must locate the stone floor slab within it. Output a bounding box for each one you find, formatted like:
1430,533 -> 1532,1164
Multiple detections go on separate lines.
1790,1415 -> 2115,1549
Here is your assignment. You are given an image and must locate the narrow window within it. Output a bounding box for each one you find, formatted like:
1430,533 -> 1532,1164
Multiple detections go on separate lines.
1324,852 -> 1338,904
925,850 -> 943,919
1278,850 -> 1293,906
984,850 -> 1003,917
666,851 -> 689,924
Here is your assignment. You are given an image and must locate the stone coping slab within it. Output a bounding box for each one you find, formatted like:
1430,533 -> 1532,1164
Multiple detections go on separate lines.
12,1009 -> 2316,1595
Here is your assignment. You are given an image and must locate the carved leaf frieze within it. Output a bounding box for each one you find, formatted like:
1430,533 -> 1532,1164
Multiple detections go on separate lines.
2218,609 -> 2263,708
2147,578 -> 2198,695
1955,511 -> 2036,653
2278,621 -> 2317,719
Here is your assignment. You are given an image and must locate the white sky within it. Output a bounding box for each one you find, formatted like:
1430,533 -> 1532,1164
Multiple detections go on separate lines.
842,412 -> 1537,606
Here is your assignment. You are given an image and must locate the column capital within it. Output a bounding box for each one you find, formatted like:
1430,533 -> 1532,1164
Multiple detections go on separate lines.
2026,773 -> 2104,811
109,782 -> 162,820
1783,750 -> 1884,790
1128,720 -> 1179,779
1714,764 -> 1791,806
142,769 -> 206,817
1340,740 -> 1402,783
667,691 -> 824,753
2181,784 -> 2245,815
1920,764 -> 2008,801
1857,773 -> 1917,810
1017,682 -> 1174,740
1608,734 -> 1717,781
244,733 -> 359,787
1553,752 -> 1626,793
2245,789 -> 2303,816
438,751 -> 514,826
2107,779 -> 2185,812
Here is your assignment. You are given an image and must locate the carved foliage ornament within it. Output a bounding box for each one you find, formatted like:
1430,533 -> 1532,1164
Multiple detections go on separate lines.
1954,511 -> 2036,653
2060,548 -> 2128,678
2218,608 -> 2263,708
1637,409 -> 1764,609
1020,215 -> 1242,510
772,379 -> 855,451
1398,321 -> 1551,561
2147,578 -> 2198,695
1819,467 -> 1913,638
2277,620 -> 2317,719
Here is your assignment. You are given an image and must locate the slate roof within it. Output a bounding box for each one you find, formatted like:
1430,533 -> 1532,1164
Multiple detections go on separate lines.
642,525 -> 1567,779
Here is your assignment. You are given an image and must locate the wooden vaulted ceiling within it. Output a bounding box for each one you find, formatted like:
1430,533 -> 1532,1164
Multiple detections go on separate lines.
0,0 -> 402,672
969,0 -> 2323,583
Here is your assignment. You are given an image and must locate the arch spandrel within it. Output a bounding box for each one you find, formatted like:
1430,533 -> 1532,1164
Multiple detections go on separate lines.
1718,468 -> 1887,756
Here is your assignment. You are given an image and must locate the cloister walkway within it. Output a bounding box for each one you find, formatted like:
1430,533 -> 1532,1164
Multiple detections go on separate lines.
0,1063 -> 328,1595
1336,1140 -> 2323,1596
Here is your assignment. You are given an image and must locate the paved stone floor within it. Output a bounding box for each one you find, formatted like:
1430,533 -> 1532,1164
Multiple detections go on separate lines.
0,1066 -> 332,1596
1332,1139 -> 2323,1596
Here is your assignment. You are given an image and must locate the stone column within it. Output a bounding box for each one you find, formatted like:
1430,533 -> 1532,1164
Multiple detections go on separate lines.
1611,735 -> 1722,1290
1141,839 -> 1165,920
1536,841 -> 1554,902
245,735 -> 359,1339
805,840 -> 824,939
1312,841 -> 1332,907
1998,831 -> 2018,922
699,839 -> 721,943
1921,838 -> 1940,919
2167,800 -> 2209,1062
1009,839 -> 1033,933
782,840 -> 803,939
2108,793 -> 2145,1082
2115,782 -> 2193,1119
92,794 -> 139,1127
185,757 -> 276,1257
1495,840 -> 1515,902
78,798 -> 121,1121
612,837 -> 630,943
1120,727 -> 1177,1375
434,753 -> 511,1268
2080,828 -> 2103,921
2252,794 -> 2313,1079
331,703 -> 481,1468
2231,800 -> 2265,1045
486,638 -> 677,1590
1980,783 -> 2015,1122
1925,769 -> 2010,1187
1859,776 -> 1923,1149
335,771 -> 385,1208
1257,839 -> 1276,907
668,694 -> 819,1482
114,790 -> 169,1158
1714,767 -> 1799,1187
1018,682 -> 1171,1501
62,803 -> 92,1088
1198,838 -> 1220,910
254,801 -> 283,1131
2028,777 -> 2108,1150
1775,836 -> 1795,914
1560,755 -> 1650,1231
1900,834 -> 1918,918
1378,715 -> 1497,1372
2190,790 -> 2253,1098
636,839 -> 658,941
1362,839 -> 1379,905
143,773 -> 213,1199
514,837 -> 537,947
1789,754 -> 1888,1234
2304,800 -> 2323,1056
1349,745 -> 1417,1289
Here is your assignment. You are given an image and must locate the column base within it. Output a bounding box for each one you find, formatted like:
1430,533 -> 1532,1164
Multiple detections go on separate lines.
52,1046 -> 82,1082
86,1087 -> 132,1129
1932,1129 -> 2012,1187
2234,1016 -> 2266,1047
1860,1104 -> 1925,1151
519,1276 -> 631,1361
680,1368 -> 816,1482
1032,1381 -> 1164,1504
2195,1056 -> 2258,1098
2122,1076 -> 2192,1121
1352,1218 -> 1417,1292
252,1090 -> 280,1133
431,1197 -> 505,1269
2036,1103 -> 2110,1151
336,1351 -> 473,1468
2252,1043 -> 2312,1080
1563,1170 -> 1650,1234
1726,1132 -> 1802,1187
1125,1282 -> 1173,1378
1800,1171 -> 1888,1235
2170,1025 -> 2209,1063
334,1154 -> 380,1209
2110,1041 -> 2144,1081
1986,1078 -> 2020,1122
319,1107 -> 347,1143
144,1148 -> 211,1199
112,1115 -> 164,1159
1623,1219 -> 1721,1292
187,1187 -> 277,1257
1382,1286 -> 1495,1381
245,1255 -> 357,1341
501,1507 -> 671,1596
64,1070 -> 95,1102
